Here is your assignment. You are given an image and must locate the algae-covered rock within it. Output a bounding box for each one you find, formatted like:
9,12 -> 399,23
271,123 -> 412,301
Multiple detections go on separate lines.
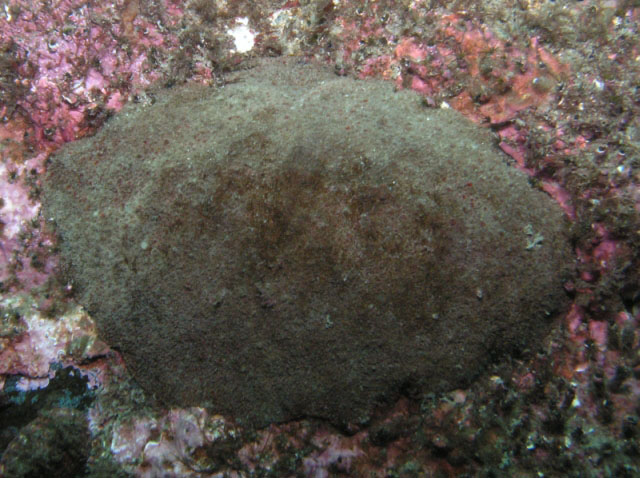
0,408 -> 89,478
43,58 -> 573,428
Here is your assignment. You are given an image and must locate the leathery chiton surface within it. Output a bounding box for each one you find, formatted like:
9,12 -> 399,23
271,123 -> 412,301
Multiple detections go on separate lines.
43,59 -> 573,428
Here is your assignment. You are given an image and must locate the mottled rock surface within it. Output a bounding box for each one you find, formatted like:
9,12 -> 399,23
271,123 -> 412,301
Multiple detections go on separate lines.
43,58 -> 572,428
0,408 -> 90,478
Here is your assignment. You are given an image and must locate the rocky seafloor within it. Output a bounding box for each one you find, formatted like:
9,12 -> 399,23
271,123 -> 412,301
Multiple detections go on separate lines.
1,1 -> 639,477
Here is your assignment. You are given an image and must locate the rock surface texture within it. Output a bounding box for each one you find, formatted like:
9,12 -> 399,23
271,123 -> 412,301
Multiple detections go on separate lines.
43,59 -> 573,428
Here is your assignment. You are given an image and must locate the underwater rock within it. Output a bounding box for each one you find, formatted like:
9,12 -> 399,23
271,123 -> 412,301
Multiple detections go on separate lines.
43,59 -> 572,428
0,408 -> 90,477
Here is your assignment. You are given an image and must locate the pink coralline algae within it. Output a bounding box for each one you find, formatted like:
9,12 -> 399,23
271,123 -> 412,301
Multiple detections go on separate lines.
0,0 -> 181,291
0,295 -> 111,392
0,0 -> 173,146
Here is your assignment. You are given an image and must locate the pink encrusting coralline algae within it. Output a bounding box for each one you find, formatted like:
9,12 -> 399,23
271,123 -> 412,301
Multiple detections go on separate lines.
1,0 -> 640,477
0,0 -> 180,291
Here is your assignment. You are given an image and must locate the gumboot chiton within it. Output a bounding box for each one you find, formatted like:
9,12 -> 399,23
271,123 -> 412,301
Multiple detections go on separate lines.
43,59 -> 573,428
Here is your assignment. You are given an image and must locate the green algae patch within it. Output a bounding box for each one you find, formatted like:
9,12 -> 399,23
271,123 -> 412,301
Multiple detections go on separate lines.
42,59 -> 573,428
